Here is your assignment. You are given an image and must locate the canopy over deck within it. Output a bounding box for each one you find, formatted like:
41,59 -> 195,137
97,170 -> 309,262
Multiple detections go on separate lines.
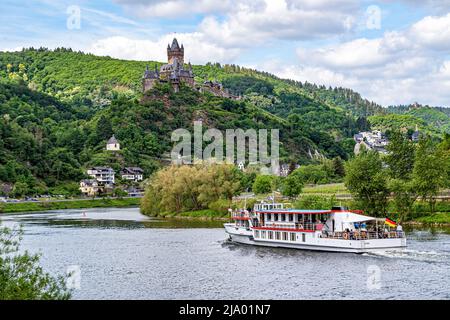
340,212 -> 376,223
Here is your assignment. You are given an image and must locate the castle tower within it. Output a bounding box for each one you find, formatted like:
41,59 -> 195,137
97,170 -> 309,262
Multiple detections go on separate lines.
167,38 -> 184,65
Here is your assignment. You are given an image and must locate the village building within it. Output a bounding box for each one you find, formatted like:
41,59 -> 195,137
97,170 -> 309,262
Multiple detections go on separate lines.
120,167 -> 144,182
354,130 -> 389,155
87,167 -> 115,187
106,135 -> 120,151
279,164 -> 291,177
79,179 -> 100,197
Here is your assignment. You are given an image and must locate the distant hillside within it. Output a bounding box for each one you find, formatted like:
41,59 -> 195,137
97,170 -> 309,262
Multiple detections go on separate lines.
0,48 -> 383,116
0,48 -> 448,195
387,104 -> 450,134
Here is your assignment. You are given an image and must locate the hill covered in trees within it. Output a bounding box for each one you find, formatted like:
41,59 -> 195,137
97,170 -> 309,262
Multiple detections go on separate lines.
386,104 -> 450,134
0,48 -> 448,196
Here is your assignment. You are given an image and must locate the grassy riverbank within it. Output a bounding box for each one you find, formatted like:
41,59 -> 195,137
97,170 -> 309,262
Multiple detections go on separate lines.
0,198 -> 141,213
410,212 -> 450,225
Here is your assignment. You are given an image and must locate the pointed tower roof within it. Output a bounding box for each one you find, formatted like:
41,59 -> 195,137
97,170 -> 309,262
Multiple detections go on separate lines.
170,38 -> 180,50
107,135 -> 118,144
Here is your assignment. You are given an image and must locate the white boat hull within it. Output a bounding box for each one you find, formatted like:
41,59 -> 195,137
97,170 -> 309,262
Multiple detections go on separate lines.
224,223 -> 406,254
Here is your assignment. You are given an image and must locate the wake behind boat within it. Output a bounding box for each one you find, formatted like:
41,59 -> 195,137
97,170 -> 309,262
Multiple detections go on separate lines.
224,203 -> 406,254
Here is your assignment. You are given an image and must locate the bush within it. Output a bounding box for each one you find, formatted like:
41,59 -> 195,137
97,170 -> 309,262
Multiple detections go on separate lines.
252,175 -> 274,194
208,199 -> 231,214
0,225 -> 71,300
281,171 -> 303,198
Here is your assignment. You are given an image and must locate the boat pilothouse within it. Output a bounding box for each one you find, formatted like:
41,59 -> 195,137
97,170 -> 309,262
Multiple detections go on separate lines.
224,203 -> 406,253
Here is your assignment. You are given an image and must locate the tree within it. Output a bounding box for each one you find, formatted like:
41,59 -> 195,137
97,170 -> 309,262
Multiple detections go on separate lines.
413,137 -> 447,213
388,179 -> 417,223
96,115 -> 113,141
438,133 -> 450,188
281,171 -> 304,198
385,130 -> 415,179
252,175 -> 274,194
332,157 -> 345,178
385,131 -> 417,221
239,171 -> 257,192
141,164 -> 241,215
12,182 -> 29,198
344,151 -> 389,216
292,164 -> 329,184
0,225 -> 71,300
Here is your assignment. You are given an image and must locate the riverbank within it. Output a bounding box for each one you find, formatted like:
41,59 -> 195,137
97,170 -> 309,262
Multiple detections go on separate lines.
151,209 -> 228,220
405,212 -> 450,225
0,198 -> 141,213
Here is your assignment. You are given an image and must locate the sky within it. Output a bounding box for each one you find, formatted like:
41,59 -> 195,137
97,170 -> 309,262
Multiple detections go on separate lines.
1,0 -> 450,107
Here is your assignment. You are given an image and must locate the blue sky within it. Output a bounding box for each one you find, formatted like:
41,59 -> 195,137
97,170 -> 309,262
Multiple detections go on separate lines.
1,0 -> 450,107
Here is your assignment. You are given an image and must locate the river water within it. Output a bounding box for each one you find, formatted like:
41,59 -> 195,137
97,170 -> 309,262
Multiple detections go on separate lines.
1,207 -> 449,300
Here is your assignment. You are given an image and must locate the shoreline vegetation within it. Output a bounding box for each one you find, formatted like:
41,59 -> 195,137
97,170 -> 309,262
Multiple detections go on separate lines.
0,197 -> 140,214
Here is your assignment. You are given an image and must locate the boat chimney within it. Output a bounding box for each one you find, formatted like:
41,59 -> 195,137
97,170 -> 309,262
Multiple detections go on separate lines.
331,206 -> 348,211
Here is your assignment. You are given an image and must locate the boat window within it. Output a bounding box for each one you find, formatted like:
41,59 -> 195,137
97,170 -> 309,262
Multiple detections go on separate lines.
289,214 -> 294,222
274,214 -> 278,221
261,231 -> 266,239
268,231 -> 273,240
302,233 -> 306,242
290,233 -> 296,241
255,230 -> 260,238
275,232 -> 281,240
281,214 -> 285,221
282,232 -> 288,241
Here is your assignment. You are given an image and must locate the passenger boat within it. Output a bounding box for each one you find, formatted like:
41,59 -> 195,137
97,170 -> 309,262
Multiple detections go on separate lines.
224,203 -> 406,253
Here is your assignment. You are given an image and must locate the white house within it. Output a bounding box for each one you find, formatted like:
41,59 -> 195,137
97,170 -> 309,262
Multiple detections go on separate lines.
106,135 -> 120,151
237,161 -> 245,171
120,167 -> 144,182
87,167 -> 115,187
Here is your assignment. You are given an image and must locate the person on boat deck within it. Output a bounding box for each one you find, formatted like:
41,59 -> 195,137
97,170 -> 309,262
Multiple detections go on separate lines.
396,224 -> 403,236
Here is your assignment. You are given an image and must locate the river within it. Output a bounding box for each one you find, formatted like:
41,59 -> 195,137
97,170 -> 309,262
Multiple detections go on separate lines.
1,207 -> 449,300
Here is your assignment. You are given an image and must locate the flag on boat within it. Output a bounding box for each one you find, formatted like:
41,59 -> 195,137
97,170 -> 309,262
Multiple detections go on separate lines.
385,217 -> 397,227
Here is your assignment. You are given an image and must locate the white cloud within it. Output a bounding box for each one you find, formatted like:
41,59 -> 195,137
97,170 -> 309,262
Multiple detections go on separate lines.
286,12 -> 450,106
198,0 -> 360,47
114,0 -> 360,47
86,33 -> 241,64
409,12 -> 450,50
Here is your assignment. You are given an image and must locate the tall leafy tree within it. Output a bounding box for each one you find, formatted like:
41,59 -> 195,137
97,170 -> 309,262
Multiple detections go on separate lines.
385,130 -> 417,221
332,157 -> 345,178
344,151 -> 389,216
96,115 -> 113,141
281,170 -> 304,198
413,136 -> 447,213
252,175 -> 275,195
385,130 -> 415,179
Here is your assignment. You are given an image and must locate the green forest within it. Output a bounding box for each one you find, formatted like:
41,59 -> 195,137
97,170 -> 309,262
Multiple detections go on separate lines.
0,48 -> 449,197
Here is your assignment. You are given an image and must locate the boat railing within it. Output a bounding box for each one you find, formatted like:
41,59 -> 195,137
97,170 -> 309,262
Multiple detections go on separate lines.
321,230 -> 405,240
253,222 -> 323,231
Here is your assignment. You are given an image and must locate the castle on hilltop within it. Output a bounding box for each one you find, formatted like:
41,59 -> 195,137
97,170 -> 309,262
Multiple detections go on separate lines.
142,38 -> 239,99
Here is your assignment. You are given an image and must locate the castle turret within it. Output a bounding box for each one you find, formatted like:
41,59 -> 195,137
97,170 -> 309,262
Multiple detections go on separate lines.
167,38 -> 184,65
